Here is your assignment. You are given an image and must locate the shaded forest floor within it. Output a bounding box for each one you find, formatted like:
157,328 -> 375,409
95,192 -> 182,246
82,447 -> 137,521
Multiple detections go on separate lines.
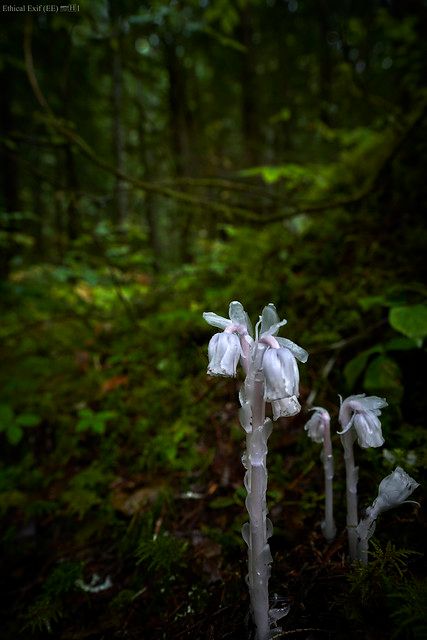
0,250 -> 426,640
2,423 -> 425,640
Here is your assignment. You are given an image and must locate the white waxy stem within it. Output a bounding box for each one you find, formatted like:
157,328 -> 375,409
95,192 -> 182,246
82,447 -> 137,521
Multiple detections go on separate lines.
242,342 -> 272,640
341,429 -> 359,561
304,408 -> 336,542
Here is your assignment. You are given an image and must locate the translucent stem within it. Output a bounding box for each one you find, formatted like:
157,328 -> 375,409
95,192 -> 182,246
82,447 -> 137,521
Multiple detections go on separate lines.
341,430 -> 359,561
321,424 -> 336,542
243,345 -> 272,640
356,513 -> 377,565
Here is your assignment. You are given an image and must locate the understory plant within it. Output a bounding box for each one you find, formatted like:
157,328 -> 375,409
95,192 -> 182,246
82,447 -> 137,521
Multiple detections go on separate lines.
203,301 -> 307,640
338,394 -> 388,561
356,466 -> 419,564
304,407 -> 336,541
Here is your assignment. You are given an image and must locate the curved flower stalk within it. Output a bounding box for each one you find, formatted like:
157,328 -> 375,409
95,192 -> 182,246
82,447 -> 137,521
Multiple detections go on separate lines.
304,407 -> 336,542
338,394 -> 388,561
356,467 -> 419,564
204,301 -> 307,640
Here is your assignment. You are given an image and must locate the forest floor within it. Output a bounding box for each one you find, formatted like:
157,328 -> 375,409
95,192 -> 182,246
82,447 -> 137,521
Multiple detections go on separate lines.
0,267 -> 426,640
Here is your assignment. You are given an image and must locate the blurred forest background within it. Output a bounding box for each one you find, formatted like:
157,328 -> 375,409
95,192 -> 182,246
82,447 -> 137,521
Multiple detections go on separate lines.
1,0 -> 427,638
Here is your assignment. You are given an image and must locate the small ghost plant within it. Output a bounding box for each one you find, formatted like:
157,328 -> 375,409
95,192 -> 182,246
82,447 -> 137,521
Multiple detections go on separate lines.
356,466 -> 419,564
338,394 -> 388,561
203,301 -> 307,640
304,407 -> 336,541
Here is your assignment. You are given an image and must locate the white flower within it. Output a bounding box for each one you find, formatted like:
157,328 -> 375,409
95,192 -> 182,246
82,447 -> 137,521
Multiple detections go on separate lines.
207,332 -> 241,377
338,394 -> 388,449
262,348 -> 300,418
256,304 -> 307,420
368,466 -> 419,517
203,301 -> 307,409
263,348 -> 299,399
203,301 -> 253,377
304,407 -> 330,444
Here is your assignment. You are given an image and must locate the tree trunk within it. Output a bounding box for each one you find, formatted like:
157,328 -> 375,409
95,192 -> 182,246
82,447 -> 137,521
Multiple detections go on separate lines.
238,6 -> 260,165
0,68 -> 20,279
137,86 -> 162,272
163,37 -> 193,263
109,1 -> 128,227
64,144 -> 79,241
317,1 -> 333,126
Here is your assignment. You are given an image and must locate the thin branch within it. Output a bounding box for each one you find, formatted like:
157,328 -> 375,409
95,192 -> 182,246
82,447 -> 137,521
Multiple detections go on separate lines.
308,319 -> 388,355
156,176 -> 287,202
23,17 -> 53,115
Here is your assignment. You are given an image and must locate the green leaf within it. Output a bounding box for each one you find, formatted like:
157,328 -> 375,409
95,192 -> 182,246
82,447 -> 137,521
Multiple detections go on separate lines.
389,304 -> 427,340
76,418 -> 92,432
344,346 -> 382,389
16,413 -> 41,427
209,496 -> 235,509
97,411 -> 117,421
358,295 -> 388,311
7,424 -> 23,445
92,419 -> 106,434
0,404 -> 14,429
78,408 -> 93,419
384,336 -> 419,351
363,355 -> 403,401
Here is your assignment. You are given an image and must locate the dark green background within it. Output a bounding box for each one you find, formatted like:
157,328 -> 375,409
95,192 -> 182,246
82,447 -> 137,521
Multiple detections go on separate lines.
0,1 -> 426,638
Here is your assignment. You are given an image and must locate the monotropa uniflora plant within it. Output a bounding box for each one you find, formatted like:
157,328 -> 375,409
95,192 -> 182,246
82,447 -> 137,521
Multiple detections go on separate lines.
203,301 -> 307,640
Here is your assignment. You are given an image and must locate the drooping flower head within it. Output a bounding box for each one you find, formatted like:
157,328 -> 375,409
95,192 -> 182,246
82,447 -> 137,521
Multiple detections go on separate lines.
258,304 -> 308,420
207,332 -> 241,377
203,302 -> 308,419
304,407 -> 330,444
203,301 -> 252,377
368,466 -> 420,518
357,467 -> 420,544
338,394 -> 388,448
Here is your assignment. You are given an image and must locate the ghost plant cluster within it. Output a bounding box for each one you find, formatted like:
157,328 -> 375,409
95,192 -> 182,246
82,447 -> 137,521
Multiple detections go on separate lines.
203,301 -> 420,640
305,394 -> 419,565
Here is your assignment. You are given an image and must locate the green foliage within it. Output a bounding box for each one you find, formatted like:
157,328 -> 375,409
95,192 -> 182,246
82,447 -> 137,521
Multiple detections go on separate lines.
346,540 -> 422,626
61,463 -> 113,519
136,531 -> 188,574
390,578 -> 427,639
76,408 -> 117,435
0,404 -> 41,445
363,355 -> 403,403
389,304 -> 427,341
24,561 -> 83,633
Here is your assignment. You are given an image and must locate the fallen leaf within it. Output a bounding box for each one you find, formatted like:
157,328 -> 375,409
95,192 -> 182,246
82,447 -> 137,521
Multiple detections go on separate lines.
101,375 -> 128,394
